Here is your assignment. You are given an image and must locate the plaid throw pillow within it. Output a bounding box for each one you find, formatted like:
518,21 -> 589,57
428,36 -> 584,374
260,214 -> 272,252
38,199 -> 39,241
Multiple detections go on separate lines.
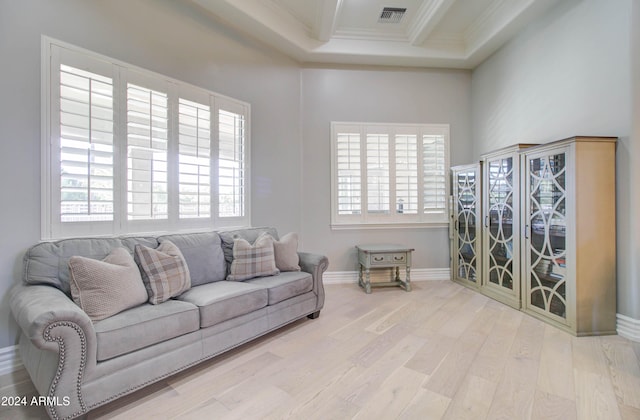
227,233 -> 280,281
135,240 -> 191,304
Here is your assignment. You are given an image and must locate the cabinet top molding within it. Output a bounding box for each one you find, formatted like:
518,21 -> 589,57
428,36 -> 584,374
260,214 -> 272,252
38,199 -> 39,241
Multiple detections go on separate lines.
521,136 -> 617,154
480,143 -> 538,159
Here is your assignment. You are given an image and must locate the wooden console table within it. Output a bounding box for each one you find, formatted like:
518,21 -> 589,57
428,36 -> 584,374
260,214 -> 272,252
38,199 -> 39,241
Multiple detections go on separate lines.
356,244 -> 414,294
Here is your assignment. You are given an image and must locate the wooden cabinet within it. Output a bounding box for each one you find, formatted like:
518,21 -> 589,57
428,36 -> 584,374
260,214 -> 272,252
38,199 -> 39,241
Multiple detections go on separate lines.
450,137 -> 616,336
451,164 -> 481,289
480,144 -> 535,309
521,136 -> 616,335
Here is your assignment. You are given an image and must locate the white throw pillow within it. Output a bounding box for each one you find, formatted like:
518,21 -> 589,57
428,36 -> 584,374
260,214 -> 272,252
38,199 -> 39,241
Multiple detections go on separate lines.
272,232 -> 301,272
69,248 -> 148,321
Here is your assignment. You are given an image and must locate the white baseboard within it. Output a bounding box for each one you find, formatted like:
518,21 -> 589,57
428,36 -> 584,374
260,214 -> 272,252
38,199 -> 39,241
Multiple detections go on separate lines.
0,345 -> 22,376
323,268 -> 450,285
617,314 -> 640,342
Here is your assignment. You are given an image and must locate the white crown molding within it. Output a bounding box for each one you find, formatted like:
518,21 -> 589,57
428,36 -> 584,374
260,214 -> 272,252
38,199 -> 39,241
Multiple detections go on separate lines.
190,0 -> 562,69
463,0 -> 560,67
332,28 -> 410,42
408,0 -> 457,46
314,0 -> 343,42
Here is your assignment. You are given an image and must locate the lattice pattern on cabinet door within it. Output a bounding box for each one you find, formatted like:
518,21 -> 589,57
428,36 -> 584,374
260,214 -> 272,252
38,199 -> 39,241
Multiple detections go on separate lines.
528,154 -> 567,319
488,157 -> 514,290
456,170 -> 478,282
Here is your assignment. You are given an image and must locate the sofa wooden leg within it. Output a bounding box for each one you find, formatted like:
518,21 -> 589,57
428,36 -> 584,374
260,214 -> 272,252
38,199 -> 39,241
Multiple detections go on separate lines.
307,311 -> 320,319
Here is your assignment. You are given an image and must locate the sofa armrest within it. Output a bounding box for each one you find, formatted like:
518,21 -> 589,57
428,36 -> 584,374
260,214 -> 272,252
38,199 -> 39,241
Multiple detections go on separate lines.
10,282 -> 98,418
10,283 -> 95,349
298,252 -> 329,311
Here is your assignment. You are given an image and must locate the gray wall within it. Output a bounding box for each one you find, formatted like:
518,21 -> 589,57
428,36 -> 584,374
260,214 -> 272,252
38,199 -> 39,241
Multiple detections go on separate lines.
0,0 -> 302,348
629,0 -> 640,320
471,0 -> 638,319
300,67 -> 472,271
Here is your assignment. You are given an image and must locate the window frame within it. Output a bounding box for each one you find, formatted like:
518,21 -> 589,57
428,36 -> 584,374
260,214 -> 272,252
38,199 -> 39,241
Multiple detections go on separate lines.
330,121 -> 450,229
41,37 -> 251,239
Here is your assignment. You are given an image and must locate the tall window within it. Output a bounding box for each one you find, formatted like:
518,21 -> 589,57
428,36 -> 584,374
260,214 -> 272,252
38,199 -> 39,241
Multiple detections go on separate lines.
43,39 -> 250,239
331,122 -> 449,228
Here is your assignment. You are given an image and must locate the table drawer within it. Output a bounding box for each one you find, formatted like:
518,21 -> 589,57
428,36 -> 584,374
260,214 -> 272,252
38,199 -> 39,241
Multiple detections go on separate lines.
369,252 -> 408,266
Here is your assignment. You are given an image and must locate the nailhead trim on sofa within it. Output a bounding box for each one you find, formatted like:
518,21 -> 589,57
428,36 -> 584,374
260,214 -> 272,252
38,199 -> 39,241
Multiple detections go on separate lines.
44,322 -> 87,420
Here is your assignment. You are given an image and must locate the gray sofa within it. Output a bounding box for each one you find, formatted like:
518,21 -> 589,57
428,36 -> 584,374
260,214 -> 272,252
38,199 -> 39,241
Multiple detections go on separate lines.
9,227 -> 328,420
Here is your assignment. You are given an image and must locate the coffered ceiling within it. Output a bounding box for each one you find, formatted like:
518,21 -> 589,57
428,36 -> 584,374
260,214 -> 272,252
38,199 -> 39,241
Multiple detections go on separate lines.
190,0 -> 562,68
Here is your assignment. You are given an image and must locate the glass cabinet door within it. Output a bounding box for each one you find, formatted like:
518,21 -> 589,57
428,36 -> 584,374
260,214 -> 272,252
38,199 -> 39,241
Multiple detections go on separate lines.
454,168 -> 479,285
486,157 -> 515,292
527,153 -> 567,320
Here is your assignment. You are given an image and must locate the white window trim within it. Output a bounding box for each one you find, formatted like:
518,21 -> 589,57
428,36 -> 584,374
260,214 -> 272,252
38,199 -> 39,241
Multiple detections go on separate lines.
330,121 -> 450,230
41,36 -> 251,239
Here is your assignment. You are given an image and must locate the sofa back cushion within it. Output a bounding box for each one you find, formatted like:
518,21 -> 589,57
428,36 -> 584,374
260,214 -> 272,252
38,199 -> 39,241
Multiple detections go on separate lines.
157,232 -> 226,286
23,237 -> 158,295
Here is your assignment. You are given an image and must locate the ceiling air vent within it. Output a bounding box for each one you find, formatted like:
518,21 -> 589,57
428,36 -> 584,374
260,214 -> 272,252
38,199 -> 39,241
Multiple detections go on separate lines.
378,7 -> 407,24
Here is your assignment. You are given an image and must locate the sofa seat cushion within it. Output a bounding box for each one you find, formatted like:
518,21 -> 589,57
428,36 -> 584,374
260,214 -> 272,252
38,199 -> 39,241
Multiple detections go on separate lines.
246,271 -> 312,305
177,281 -> 268,328
93,300 -> 199,361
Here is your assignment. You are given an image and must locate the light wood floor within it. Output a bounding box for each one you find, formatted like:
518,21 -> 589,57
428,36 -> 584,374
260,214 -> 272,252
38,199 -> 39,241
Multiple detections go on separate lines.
2,281 -> 640,420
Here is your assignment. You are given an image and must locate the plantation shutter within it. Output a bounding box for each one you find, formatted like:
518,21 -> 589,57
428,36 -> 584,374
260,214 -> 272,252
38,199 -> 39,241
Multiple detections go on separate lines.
423,134 -> 446,212
218,108 -> 245,218
58,64 -> 115,223
336,132 -> 362,215
331,122 -> 449,227
45,39 -> 252,239
395,134 -> 418,214
178,98 -> 211,219
366,133 -> 390,214
126,83 -> 168,220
